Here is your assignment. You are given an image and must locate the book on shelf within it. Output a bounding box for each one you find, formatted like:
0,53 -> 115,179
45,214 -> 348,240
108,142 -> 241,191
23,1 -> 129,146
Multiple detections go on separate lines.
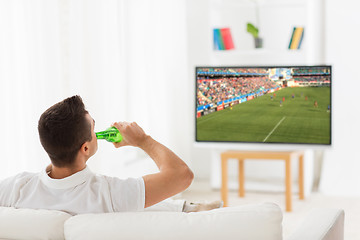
213,28 -> 235,50
288,27 -> 304,50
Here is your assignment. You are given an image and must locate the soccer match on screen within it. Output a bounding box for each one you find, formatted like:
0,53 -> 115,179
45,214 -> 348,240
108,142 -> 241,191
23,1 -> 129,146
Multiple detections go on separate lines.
196,66 -> 331,145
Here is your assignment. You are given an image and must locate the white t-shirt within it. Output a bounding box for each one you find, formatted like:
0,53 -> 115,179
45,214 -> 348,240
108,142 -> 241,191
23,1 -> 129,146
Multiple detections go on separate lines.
0,166 -> 145,215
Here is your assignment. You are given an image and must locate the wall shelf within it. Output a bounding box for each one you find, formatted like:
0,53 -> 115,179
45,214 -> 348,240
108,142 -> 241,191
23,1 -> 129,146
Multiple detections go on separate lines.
206,0 -> 324,66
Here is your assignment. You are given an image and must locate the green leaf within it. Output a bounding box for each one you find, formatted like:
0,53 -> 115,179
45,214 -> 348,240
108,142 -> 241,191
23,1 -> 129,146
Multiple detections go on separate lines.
247,23 -> 259,38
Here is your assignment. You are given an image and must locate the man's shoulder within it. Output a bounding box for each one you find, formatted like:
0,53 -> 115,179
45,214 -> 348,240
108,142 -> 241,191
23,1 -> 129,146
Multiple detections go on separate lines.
0,172 -> 38,186
93,174 -> 144,189
0,172 -> 39,207
95,173 -> 143,182
11,171 -> 37,179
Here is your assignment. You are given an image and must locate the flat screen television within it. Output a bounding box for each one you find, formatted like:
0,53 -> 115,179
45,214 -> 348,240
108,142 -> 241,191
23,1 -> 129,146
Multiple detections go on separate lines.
196,66 -> 331,145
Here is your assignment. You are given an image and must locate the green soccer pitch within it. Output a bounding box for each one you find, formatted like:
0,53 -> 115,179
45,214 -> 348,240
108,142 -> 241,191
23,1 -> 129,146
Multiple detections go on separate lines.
196,87 -> 331,144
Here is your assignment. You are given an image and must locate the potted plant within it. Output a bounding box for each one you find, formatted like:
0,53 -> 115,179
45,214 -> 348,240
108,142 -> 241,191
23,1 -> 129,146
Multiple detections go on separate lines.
247,23 -> 263,48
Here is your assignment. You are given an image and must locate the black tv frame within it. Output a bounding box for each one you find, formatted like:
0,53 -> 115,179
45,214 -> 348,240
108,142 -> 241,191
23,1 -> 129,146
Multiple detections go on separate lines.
195,65 -> 332,146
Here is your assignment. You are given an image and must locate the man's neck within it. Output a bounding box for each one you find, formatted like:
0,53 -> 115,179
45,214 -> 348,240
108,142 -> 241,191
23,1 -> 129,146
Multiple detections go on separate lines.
47,164 -> 86,179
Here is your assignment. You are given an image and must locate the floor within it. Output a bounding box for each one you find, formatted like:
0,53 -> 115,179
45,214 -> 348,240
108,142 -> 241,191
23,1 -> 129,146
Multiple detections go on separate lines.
176,179 -> 360,239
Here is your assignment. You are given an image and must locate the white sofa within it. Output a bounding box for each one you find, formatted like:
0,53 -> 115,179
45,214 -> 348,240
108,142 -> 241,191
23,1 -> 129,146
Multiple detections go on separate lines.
0,203 -> 344,240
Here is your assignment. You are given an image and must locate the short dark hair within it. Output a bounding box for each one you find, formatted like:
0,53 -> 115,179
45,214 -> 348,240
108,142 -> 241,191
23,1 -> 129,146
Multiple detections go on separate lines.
38,95 -> 92,167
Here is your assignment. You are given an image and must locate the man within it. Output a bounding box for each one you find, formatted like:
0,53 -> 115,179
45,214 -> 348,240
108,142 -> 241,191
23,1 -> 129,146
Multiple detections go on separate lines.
0,96 -> 220,215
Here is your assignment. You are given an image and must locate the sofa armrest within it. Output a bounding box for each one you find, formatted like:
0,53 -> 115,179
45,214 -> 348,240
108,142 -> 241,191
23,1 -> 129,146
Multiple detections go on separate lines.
286,208 -> 344,240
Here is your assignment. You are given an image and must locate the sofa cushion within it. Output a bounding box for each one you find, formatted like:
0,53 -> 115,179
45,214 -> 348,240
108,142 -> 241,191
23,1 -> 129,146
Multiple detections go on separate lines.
0,207 -> 71,240
64,202 -> 282,240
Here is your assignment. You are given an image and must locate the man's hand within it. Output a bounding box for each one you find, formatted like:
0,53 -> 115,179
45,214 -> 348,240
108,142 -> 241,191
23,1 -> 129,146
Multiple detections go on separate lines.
111,121 -> 194,208
111,122 -> 149,148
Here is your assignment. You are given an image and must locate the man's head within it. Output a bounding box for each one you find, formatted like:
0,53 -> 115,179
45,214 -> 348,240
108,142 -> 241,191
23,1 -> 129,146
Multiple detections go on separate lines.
38,95 -> 97,168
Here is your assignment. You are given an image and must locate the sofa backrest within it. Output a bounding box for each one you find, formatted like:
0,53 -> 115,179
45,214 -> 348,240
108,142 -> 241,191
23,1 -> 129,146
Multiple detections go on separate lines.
0,203 -> 283,240
0,207 -> 71,240
64,202 -> 283,240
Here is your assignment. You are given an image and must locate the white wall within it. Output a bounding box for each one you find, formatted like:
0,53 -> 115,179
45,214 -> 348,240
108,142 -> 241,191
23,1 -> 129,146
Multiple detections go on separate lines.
186,0 -> 323,184
319,0 -> 360,196
186,0 -> 211,180
0,0 -> 191,180
187,0 -> 360,197
2,0 -> 358,197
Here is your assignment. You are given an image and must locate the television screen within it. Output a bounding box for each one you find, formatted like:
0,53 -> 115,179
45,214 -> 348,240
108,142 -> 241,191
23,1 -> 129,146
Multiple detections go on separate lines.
196,66 -> 331,145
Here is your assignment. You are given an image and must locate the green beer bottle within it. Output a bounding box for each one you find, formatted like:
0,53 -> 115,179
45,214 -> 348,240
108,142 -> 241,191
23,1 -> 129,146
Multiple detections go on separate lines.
96,127 -> 123,143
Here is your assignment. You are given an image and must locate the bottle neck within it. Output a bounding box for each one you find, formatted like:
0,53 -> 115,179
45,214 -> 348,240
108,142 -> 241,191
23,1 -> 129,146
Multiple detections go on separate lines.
95,127 -> 121,142
95,132 -> 107,140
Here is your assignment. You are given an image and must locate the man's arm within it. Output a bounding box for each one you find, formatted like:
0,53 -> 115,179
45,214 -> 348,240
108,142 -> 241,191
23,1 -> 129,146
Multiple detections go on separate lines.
112,122 -> 194,208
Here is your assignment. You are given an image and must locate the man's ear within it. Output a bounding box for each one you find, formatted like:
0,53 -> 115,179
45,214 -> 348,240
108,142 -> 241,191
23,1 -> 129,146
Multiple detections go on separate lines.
80,142 -> 90,156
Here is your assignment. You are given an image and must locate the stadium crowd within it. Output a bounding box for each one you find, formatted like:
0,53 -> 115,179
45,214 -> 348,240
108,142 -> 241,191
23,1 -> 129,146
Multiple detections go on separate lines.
294,76 -> 330,82
197,67 -> 331,107
292,67 -> 331,86
292,67 -> 330,75
197,77 -> 277,106
197,67 -> 267,74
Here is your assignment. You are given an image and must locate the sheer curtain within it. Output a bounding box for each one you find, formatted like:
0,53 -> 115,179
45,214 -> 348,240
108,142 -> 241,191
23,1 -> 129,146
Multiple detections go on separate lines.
0,0 -> 189,179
